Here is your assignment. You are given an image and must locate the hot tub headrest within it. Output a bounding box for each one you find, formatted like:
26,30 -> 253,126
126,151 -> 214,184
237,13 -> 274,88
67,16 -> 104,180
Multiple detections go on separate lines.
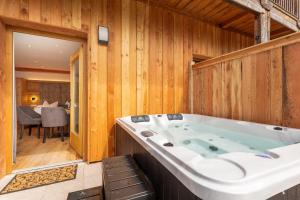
167,114 -> 183,120
131,115 -> 150,123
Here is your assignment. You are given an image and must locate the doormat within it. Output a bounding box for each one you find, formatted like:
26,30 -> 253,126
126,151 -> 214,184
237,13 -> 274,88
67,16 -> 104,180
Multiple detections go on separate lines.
0,164 -> 77,195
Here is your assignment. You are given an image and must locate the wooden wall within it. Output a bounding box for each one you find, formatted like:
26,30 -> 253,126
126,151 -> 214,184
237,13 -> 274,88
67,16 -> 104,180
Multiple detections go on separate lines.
0,20 -> 8,178
192,35 -> 300,129
0,0 -> 253,164
0,20 -> 13,177
16,78 -> 70,106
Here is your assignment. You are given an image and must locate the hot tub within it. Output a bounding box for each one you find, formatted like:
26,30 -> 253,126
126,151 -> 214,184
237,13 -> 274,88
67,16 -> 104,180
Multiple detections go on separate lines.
116,114 -> 300,200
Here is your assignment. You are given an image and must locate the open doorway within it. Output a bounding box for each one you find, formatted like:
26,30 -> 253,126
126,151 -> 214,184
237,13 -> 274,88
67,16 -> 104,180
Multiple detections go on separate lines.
13,32 -> 85,170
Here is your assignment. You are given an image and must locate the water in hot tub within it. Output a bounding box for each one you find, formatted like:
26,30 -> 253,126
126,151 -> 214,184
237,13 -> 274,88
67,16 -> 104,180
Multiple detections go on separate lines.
144,121 -> 293,158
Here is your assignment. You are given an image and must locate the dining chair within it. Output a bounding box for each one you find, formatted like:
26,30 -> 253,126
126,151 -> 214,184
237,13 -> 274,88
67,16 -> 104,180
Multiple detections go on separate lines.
17,106 -> 41,139
41,107 -> 68,143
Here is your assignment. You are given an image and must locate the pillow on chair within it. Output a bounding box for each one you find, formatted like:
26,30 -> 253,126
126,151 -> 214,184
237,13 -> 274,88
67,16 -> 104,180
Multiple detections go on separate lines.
49,101 -> 58,107
34,101 -> 58,114
42,100 -> 49,106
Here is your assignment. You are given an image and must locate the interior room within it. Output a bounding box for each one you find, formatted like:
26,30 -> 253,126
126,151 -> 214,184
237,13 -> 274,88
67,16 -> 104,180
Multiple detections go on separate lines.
1,0 -> 300,200
13,33 -> 82,170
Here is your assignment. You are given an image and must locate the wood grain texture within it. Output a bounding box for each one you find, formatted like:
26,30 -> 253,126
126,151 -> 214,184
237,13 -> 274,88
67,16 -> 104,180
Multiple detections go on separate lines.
16,79 -> 70,105
136,1 -> 149,115
0,0 -> 252,166
0,20 -> 7,178
107,0 -> 122,157
0,25 -> 13,177
14,128 -> 79,170
283,43 -> 300,128
162,10 -> 174,113
192,41 -> 300,129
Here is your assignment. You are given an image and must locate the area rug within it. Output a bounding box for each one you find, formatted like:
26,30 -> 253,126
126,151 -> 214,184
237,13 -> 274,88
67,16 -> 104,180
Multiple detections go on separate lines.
0,164 -> 77,195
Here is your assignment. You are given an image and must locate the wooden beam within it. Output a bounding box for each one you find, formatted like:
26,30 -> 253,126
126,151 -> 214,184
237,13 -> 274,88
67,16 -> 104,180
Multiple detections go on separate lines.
220,11 -> 249,28
0,15 -> 87,40
270,8 -> 299,31
254,12 -> 270,43
193,54 -> 212,62
226,0 -> 299,33
15,67 -> 70,74
260,0 -> 272,11
225,0 -> 265,13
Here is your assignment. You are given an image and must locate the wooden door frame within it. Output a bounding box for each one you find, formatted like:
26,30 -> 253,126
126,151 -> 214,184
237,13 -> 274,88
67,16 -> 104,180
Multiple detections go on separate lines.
0,18 -> 88,177
69,47 -> 85,157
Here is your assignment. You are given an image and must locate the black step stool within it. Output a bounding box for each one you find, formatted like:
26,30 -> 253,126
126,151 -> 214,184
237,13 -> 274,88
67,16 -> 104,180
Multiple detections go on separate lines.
67,186 -> 103,200
103,155 -> 155,200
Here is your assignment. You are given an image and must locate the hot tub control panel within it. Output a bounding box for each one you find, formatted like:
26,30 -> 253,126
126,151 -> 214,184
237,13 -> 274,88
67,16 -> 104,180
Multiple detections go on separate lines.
131,115 -> 150,123
167,114 -> 183,120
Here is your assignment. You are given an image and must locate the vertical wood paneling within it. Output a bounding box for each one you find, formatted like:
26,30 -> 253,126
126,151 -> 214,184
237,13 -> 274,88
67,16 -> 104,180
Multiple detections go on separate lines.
255,51 -> 271,123
212,64 -> 222,117
241,56 -> 254,121
19,0 -> 29,20
231,59 -> 242,119
0,21 -> 7,178
162,11 -> 174,113
283,43 -> 300,128
183,17 -> 193,113
122,0 -> 136,116
149,5 -> 163,114
72,0 -> 81,29
62,0 -> 72,28
136,1 -> 149,115
50,0 -> 62,26
98,0 -> 108,159
0,26 -> 13,177
0,0 -> 253,165
88,0 -> 99,161
174,13 -> 184,113
193,41 -> 300,130
192,20 -> 201,55
270,47 -> 282,125
121,0 -> 130,116
40,0 -> 51,24
107,0 -> 122,155
3,0 -> 19,18
207,24 -> 213,57
28,0 -> 40,22
202,67 -> 213,115
222,62 -> 232,118
192,69 -> 201,114
80,0 -> 91,32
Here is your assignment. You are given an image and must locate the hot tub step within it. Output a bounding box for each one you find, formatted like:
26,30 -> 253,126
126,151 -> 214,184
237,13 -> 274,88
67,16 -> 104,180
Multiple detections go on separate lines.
103,155 -> 155,200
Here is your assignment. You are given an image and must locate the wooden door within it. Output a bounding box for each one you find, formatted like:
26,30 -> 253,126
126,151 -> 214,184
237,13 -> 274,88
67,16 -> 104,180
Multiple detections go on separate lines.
69,46 -> 84,157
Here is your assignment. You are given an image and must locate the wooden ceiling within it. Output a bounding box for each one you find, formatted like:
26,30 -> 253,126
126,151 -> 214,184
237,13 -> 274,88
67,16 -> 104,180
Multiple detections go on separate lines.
150,0 -> 294,39
271,20 -> 294,39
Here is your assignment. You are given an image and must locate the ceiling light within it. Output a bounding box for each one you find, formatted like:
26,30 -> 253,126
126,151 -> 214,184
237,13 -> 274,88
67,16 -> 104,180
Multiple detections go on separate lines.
55,44 -> 59,47
27,44 -> 32,48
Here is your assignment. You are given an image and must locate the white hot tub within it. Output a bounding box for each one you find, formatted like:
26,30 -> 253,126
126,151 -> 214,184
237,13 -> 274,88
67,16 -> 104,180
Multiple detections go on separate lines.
116,114 -> 300,200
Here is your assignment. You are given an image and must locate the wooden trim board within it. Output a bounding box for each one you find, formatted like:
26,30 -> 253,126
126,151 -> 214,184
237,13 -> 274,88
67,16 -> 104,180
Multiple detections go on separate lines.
15,67 -> 70,74
193,30 -> 300,69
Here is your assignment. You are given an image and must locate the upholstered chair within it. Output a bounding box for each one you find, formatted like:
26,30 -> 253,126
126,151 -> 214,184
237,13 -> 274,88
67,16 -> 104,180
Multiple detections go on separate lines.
17,106 -> 41,139
41,107 -> 68,143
